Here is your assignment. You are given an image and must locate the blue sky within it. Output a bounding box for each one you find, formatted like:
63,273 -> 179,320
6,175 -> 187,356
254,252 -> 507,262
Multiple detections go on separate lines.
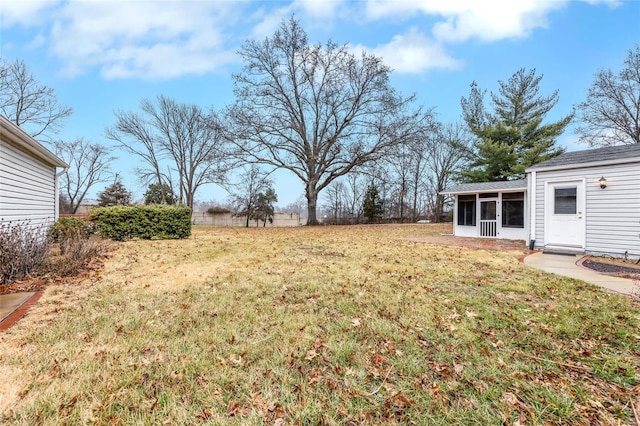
1,0 -> 639,207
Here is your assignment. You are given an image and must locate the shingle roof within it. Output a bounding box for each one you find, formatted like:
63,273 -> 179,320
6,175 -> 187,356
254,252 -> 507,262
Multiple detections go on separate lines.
442,179 -> 527,194
527,144 -> 640,171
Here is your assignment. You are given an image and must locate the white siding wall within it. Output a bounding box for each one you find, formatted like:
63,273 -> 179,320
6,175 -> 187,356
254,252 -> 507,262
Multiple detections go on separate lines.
533,163 -> 640,256
0,138 -> 57,229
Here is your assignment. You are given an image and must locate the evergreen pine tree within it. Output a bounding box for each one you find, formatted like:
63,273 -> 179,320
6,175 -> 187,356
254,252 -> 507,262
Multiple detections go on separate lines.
362,183 -> 383,223
143,183 -> 176,205
461,68 -> 572,182
98,181 -> 132,207
252,188 -> 278,227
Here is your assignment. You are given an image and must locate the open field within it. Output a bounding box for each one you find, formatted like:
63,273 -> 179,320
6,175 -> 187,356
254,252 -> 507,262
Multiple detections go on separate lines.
1,224 -> 639,425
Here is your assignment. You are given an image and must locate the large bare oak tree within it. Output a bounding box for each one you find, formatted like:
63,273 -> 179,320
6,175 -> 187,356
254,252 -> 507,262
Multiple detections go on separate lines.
227,17 -> 425,225
576,45 -> 640,146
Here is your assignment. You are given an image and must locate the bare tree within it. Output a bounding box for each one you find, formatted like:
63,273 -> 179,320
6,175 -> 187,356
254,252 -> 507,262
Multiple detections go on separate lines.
107,96 -> 229,209
105,108 -> 166,198
277,196 -> 308,219
54,138 -> 114,214
386,141 -> 413,221
343,172 -> 365,223
406,122 -> 439,221
0,58 -> 72,141
426,122 -> 469,221
228,165 -> 274,227
323,181 -> 346,222
227,17 -> 425,225
576,45 -> 640,146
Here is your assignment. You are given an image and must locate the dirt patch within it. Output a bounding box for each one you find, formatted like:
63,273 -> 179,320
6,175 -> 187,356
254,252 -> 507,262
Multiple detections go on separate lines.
0,278 -> 50,295
408,234 -> 528,251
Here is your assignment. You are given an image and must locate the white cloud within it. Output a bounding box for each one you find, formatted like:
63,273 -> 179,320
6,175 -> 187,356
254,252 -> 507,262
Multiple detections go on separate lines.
294,0 -> 344,20
44,1 -> 239,80
0,0 -> 55,28
249,4 -> 295,40
579,0 -> 620,6
249,0 -> 346,41
363,0 -> 553,42
356,27 -> 462,73
364,0 -> 615,43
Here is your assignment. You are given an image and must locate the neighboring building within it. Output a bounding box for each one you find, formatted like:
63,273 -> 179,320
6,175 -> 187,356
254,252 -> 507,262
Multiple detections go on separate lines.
443,144 -> 640,257
442,179 -> 529,242
0,115 -> 68,229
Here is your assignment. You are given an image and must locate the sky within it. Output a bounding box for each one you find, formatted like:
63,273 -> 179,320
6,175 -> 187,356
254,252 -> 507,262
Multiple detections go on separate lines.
1,0 -> 639,208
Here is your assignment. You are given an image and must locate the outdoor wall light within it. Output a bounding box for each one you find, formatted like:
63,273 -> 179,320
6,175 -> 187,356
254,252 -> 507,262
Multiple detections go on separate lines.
599,176 -> 607,189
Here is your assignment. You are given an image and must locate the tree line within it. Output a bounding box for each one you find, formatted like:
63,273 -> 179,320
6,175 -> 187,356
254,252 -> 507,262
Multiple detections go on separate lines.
1,18 -> 638,225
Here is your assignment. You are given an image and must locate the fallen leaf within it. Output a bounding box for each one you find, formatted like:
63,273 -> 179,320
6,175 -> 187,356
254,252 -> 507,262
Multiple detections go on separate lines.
227,399 -> 240,416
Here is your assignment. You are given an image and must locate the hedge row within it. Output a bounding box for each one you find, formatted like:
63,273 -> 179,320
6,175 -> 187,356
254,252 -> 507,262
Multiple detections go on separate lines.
88,205 -> 192,241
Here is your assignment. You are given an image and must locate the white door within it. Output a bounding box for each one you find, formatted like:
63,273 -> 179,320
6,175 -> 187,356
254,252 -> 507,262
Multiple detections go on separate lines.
546,181 -> 585,248
480,200 -> 497,237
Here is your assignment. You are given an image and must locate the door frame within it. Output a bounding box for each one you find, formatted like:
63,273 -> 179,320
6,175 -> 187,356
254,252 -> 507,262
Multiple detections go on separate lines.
479,198 -> 498,237
543,179 -> 586,249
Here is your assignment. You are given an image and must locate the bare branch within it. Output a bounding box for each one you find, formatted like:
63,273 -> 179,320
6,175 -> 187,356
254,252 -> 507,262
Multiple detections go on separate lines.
54,138 -> 114,213
575,45 -> 640,146
0,58 -> 72,141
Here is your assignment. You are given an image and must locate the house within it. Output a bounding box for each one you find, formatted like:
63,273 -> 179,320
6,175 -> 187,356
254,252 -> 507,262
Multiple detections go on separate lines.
0,115 -> 68,229
443,144 -> 640,257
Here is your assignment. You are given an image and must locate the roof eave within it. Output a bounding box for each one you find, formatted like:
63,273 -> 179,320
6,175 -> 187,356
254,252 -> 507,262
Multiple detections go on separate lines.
526,156 -> 640,173
440,186 -> 528,195
0,116 -> 68,168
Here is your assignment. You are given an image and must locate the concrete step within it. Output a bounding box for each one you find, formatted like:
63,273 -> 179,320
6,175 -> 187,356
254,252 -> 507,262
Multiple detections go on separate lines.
542,246 -> 585,256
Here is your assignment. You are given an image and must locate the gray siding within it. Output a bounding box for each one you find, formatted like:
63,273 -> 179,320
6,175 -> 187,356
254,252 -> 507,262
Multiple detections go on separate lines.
533,163 -> 640,256
0,138 -> 57,229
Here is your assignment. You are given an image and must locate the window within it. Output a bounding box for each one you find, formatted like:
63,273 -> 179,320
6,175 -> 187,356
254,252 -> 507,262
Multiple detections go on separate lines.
502,192 -> 524,228
458,195 -> 476,226
554,187 -> 576,214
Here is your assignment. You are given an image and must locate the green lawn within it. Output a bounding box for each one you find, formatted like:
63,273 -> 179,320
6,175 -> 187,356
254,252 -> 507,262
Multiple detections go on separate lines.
1,224 -> 638,425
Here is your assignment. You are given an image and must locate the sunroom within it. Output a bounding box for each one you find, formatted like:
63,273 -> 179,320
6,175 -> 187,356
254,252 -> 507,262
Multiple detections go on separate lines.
441,179 -> 528,242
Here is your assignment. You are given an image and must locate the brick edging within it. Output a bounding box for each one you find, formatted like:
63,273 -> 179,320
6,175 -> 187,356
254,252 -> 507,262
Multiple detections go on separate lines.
575,254 -> 591,269
0,290 -> 45,332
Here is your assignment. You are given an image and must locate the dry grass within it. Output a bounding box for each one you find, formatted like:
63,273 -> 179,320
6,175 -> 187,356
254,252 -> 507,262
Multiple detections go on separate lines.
1,224 -> 639,425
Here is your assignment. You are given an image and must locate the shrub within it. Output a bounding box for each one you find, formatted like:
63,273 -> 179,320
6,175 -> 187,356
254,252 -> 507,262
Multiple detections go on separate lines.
0,221 -> 51,285
51,233 -> 110,277
49,217 -> 96,243
207,206 -> 231,214
89,205 -> 192,241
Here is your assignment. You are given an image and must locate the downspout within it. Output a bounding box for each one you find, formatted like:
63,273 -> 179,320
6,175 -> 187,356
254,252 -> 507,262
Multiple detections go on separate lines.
529,171 -> 536,248
55,166 -> 68,221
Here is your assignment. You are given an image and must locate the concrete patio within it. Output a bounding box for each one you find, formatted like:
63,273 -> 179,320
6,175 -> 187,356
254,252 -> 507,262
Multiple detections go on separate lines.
524,252 -> 638,296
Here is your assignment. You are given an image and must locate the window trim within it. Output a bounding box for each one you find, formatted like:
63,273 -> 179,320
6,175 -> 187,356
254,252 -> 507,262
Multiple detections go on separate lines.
501,191 -> 525,228
457,195 -> 476,227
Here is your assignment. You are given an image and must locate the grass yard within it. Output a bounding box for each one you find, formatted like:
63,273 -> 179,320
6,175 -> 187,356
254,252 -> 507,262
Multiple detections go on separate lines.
1,224 -> 639,425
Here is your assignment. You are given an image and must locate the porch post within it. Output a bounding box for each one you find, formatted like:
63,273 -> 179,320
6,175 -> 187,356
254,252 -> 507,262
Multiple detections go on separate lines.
529,171 -> 536,244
